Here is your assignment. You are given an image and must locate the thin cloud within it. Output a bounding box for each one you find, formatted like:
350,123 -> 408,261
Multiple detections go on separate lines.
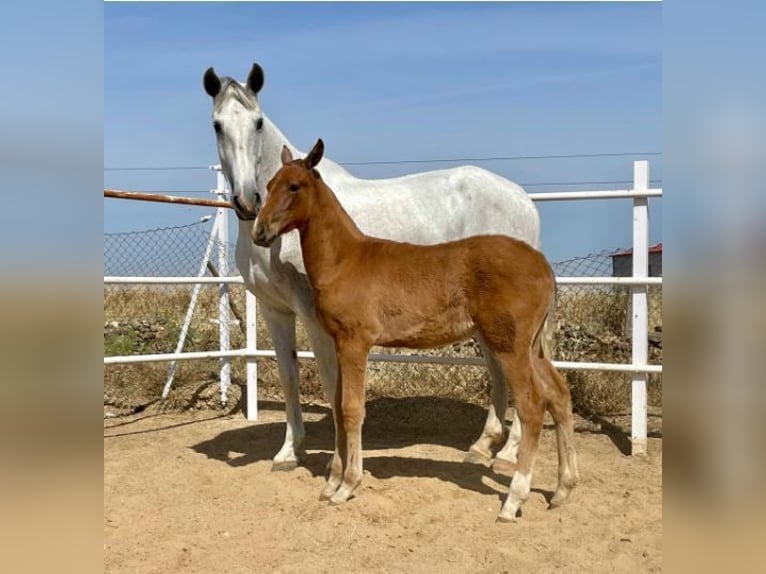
341,62 -> 660,112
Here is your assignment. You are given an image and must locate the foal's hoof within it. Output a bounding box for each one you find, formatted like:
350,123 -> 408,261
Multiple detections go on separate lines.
548,490 -> 572,509
329,490 -> 352,506
491,457 -> 516,476
464,449 -> 491,466
319,485 -> 338,501
271,459 -> 299,472
495,512 -> 519,524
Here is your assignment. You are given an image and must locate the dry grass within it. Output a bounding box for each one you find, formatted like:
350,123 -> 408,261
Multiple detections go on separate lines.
104,284 -> 662,418
553,286 -> 662,415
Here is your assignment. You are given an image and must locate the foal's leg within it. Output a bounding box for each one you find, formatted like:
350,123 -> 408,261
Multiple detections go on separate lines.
535,355 -> 578,508
466,338 -> 523,473
493,408 -> 523,474
465,337 -> 508,465
495,352 -> 547,522
260,305 -> 306,471
329,338 -> 370,505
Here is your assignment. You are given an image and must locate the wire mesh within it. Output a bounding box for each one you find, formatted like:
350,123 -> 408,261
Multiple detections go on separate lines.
103,222 -> 662,415
104,220 -> 239,277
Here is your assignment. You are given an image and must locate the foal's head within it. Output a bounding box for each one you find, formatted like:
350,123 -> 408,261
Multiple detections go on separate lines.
252,139 -> 325,247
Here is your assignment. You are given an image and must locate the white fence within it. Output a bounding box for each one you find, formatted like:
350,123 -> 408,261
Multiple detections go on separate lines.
104,161 -> 662,455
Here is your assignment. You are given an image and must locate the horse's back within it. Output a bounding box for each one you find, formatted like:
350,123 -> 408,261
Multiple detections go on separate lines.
325,165 -> 540,248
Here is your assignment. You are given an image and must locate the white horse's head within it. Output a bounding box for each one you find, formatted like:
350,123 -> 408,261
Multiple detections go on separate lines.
203,64 -> 266,221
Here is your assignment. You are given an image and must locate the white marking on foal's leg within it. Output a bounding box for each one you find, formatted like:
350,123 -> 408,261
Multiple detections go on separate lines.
320,450 -> 344,500
497,471 -> 532,523
494,409 -> 522,473
329,414 -> 364,505
467,341 -> 508,465
466,402 -> 504,465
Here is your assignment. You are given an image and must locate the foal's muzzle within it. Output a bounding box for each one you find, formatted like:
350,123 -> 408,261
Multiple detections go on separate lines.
251,221 -> 276,247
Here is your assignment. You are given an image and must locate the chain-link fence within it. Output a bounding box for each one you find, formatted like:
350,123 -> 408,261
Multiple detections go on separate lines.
104,220 -> 239,277
104,220 -> 662,417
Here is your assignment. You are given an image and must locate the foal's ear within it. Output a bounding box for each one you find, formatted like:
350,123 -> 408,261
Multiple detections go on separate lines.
304,139 -> 324,169
246,63 -> 265,95
281,145 -> 294,165
203,67 -> 221,98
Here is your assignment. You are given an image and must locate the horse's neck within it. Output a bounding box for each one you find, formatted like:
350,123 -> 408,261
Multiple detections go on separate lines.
261,116 -> 354,195
258,118 -> 295,197
299,180 -> 365,286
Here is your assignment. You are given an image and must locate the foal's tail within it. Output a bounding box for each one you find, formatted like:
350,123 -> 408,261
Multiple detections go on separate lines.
533,287 -> 558,361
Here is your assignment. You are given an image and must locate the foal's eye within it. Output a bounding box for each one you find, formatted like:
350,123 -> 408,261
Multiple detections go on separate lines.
288,183 -> 300,192
213,121 -> 222,134
255,118 -> 264,131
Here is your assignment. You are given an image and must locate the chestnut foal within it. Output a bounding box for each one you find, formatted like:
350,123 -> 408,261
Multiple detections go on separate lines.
252,139 -> 578,522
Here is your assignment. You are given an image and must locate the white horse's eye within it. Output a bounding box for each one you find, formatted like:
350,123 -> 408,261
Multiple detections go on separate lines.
213,121 -> 222,134
255,118 -> 264,131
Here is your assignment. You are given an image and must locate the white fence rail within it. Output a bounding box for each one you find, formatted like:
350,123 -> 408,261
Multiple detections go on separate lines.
104,161 -> 661,454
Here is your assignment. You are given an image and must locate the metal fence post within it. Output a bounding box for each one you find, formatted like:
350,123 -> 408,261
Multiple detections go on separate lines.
214,166 -> 232,404
246,290 -> 258,420
631,160 -> 649,455
161,216 -> 220,399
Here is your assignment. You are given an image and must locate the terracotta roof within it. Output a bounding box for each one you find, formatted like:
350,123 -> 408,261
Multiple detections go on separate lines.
613,242 -> 662,257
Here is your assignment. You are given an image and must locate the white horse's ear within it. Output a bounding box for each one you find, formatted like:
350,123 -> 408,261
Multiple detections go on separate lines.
203,67 -> 221,98
246,63 -> 265,94
281,145 -> 294,165
305,138 -> 324,169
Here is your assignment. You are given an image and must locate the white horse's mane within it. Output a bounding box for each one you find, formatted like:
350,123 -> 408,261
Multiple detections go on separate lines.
214,78 -> 259,112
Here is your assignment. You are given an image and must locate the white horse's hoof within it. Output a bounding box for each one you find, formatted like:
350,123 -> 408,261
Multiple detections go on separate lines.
464,449 -> 492,466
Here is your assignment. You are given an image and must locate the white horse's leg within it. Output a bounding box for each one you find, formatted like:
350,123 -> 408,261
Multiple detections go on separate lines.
301,318 -> 338,405
260,304 -> 306,471
301,317 -> 341,493
465,337 -> 509,465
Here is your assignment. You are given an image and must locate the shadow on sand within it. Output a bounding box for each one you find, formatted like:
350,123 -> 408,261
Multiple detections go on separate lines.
190,396 -> 573,500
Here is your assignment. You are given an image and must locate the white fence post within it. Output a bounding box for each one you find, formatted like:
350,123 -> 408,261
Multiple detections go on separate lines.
631,161 -> 649,455
246,291 -> 258,420
214,167 -> 232,404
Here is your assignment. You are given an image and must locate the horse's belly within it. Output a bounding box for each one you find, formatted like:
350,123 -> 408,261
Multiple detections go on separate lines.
376,308 -> 475,349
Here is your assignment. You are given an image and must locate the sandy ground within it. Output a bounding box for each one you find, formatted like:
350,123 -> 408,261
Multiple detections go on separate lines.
104,398 -> 662,573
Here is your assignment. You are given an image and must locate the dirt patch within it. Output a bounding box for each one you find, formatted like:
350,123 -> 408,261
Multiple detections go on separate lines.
104,398 -> 662,573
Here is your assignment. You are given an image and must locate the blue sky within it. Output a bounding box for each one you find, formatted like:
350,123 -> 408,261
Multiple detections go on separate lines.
104,2 -> 661,264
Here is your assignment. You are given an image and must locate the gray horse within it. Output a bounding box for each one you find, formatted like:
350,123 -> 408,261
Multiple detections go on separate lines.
203,63 -> 540,472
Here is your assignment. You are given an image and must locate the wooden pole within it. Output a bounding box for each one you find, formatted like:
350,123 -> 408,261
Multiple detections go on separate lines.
104,189 -> 232,209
